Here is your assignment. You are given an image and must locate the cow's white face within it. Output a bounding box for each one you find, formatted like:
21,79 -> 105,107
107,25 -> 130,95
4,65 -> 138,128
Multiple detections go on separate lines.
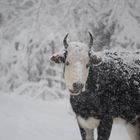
50,32 -> 99,95
64,42 -> 90,94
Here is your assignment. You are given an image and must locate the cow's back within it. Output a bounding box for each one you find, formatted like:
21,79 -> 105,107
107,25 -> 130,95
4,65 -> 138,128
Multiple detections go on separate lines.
85,51 -> 140,122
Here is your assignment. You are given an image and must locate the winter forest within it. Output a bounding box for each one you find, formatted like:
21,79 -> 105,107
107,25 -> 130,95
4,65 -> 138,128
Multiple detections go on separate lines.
1,0 -> 140,140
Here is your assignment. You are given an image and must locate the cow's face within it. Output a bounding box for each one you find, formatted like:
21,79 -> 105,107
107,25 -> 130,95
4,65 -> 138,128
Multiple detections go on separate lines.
64,42 -> 90,94
51,33 -> 101,95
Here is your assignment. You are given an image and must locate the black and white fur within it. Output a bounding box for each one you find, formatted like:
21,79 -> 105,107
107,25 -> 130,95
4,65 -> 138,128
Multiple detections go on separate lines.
51,33 -> 140,140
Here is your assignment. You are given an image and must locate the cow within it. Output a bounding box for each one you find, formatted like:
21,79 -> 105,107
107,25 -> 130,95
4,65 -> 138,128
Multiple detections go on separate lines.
50,33 -> 140,140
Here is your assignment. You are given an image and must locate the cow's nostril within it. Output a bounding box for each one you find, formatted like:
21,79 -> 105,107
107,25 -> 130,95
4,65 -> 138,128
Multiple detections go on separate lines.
73,83 -> 77,88
73,83 -> 83,91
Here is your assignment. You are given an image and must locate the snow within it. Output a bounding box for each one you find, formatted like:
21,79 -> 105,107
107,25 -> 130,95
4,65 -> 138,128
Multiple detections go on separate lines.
0,1 -> 140,139
0,0 -> 140,96
12,80 -> 68,100
0,93 -> 130,140
91,48 -> 140,71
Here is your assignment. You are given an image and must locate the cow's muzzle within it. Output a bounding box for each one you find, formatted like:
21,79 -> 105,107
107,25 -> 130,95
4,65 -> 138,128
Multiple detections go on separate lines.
69,82 -> 84,95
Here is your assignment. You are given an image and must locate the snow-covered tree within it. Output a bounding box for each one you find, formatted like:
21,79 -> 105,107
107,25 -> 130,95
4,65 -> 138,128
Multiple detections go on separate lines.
0,0 -> 140,100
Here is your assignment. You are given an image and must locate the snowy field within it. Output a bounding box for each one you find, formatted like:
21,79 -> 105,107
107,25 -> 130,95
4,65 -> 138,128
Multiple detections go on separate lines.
0,94 -> 130,140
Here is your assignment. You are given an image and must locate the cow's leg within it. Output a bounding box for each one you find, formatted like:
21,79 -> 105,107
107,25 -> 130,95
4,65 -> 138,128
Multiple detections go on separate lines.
97,115 -> 113,140
85,128 -> 94,140
139,121 -> 140,140
77,119 -> 94,140
126,123 -> 140,140
78,125 -> 86,140
78,126 -> 94,140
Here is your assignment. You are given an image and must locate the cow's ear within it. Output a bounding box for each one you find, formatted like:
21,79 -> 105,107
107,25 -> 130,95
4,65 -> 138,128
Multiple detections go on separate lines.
50,53 -> 65,63
90,55 -> 102,65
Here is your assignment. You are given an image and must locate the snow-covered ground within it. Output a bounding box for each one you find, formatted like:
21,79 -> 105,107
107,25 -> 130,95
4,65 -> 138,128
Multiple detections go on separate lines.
0,94 -> 130,140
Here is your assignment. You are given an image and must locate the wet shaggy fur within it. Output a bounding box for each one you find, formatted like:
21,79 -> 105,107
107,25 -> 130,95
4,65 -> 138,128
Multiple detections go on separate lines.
70,52 -> 140,140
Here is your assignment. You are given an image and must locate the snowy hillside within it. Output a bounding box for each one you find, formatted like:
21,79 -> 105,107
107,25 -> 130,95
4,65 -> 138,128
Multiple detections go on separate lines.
0,94 -> 130,140
0,0 -> 140,97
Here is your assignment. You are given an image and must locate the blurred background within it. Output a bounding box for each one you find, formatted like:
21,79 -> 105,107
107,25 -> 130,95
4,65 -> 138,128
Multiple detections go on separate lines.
0,0 -> 140,100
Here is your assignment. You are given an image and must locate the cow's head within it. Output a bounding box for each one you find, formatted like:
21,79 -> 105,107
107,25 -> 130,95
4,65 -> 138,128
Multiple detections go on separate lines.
51,33 -> 101,95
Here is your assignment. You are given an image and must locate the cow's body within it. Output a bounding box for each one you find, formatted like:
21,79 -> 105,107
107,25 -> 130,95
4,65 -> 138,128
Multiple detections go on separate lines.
69,51 -> 140,140
51,34 -> 140,140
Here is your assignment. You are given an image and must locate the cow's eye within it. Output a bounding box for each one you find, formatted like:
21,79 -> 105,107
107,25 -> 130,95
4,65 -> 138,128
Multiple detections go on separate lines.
86,63 -> 90,68
65,61 -> 70,66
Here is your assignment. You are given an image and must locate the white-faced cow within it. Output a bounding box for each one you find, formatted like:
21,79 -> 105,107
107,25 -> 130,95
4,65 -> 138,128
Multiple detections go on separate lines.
51,33 -> 140,140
